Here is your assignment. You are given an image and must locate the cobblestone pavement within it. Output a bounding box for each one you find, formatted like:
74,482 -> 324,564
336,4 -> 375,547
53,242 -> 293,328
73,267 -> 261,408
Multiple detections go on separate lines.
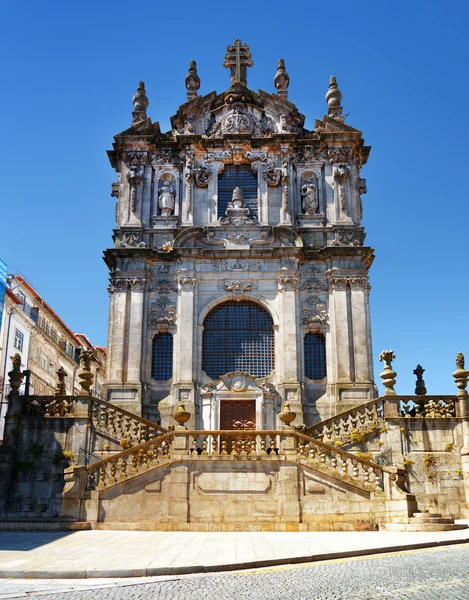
3,544 -> 469,600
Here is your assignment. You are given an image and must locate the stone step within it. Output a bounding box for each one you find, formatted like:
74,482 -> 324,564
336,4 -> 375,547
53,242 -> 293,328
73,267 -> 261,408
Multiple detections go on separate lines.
380,523 -> 468,532
0,520 -> 91,531
410,516 -> 453,524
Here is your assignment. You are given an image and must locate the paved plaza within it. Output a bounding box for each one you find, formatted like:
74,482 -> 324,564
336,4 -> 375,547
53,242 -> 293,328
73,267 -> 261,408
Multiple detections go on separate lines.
2,543 -> 469,599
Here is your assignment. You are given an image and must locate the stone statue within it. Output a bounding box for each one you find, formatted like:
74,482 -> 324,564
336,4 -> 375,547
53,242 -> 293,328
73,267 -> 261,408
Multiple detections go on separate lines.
301,179 -> 318,214
158,179 -> 176,216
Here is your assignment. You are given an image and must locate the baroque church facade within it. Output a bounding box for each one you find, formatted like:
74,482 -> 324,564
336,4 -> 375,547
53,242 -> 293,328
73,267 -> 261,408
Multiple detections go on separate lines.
104,40 -> 375,431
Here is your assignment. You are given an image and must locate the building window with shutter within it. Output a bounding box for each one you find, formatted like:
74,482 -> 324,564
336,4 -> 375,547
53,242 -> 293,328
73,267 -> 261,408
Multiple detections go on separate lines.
304,333 -> 327,380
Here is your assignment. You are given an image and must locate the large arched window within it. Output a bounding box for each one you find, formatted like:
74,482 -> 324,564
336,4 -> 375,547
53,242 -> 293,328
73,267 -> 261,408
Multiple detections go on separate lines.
304,333 -> 327,380
218,165 -> 258,218
152,333 -> 173,381
202,301 -> 274,378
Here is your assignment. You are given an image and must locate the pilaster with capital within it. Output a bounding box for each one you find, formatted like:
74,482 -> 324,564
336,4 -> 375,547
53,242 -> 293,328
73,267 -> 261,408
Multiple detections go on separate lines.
349,276 -> 374,382
207,161 -> 224,224
106,277 -> 128,382
174,271 -> 197,385
126,277 -> 147,383
327,274 -> 354,382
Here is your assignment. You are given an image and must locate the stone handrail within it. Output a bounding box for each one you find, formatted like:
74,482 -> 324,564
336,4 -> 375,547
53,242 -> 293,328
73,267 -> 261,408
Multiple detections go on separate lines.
303,397 -> 385,444
87,431 -> 173,490
184,429 -> 282,457
90,397 -> 167,445
397,395 -> 457,417
22,395 -> 74,417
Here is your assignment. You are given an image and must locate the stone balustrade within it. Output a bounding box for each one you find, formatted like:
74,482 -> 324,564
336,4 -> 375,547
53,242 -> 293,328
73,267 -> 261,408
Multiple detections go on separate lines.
295,431 -> 386,492
304,398 -> 385,444
185,430 -> 281,457
398,395 -> 457,417
22,395 -> 74,417
90,397 -> 166,444
87,431 -> 173,490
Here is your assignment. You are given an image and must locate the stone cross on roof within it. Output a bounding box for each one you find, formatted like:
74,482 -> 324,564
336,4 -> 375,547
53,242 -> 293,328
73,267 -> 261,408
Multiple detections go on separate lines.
223,39 -> 253,86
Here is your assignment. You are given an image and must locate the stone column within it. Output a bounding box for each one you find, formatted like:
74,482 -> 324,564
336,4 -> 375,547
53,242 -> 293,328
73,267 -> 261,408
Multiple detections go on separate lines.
106,279 -> 127,382
252,161 -> 269,225
207,162 -> 223,224
328,277 -> 353,381
126,277 -> 146,383
278,271 -> 302,423
350,277 -> 374,382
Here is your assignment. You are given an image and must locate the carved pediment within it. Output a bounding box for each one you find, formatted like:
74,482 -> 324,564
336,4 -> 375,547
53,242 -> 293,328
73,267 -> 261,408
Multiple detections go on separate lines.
200,372 -> 276,395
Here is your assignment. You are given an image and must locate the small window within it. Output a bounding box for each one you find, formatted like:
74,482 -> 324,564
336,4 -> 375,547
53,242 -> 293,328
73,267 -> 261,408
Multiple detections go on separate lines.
16,290 -> 26,305
31,344 -> 38,363
14,329 -> 24,352
66,343 -> 74,357
40,351 -> 47,370
152,333 -> 173,381
37,381 -> 45,394
304,333 -> 327,380
49,360 -> 55,375
218,165 -> 258,218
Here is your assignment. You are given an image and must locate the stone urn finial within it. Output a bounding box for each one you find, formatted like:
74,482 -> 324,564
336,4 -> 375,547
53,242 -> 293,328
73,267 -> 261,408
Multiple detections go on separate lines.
413,364 -> 427,396
132,80 -> 149,125
274,58 -> 290,98
325,75 -> 343,119
379,350 -> 397,396
55,366 -> 68,397
453,352 -> 469,397
231,186 -> 244,208
173,403 -> 191,429
78,350 -> 94,396
278,402 -> 296,427
185,60 -> 200,101
8,353 -> 24,397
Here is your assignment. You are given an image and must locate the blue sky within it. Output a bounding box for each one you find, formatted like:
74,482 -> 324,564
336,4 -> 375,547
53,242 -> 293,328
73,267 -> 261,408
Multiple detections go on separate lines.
1,0 -> 468,395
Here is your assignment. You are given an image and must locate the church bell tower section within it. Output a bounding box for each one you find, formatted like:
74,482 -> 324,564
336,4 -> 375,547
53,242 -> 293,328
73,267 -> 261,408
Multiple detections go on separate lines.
103,41 -> 376,427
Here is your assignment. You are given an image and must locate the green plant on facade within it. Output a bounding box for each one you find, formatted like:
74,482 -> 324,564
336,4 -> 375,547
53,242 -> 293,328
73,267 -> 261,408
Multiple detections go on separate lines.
380,426 -> 388,433
456,469 -> 463,477
355,451 -> 372,461
350,429 -> 366,444
403,458 -> 414,469
52,450 -> 74,465
334,439 -> 343,447
445,442 -> 454,452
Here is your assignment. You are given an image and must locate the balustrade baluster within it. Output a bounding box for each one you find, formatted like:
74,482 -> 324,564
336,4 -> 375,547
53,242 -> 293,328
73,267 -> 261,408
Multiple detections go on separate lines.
212,438 -> 218,456
121,456 -> 128,477
99,467 -> 107,487
221,440 -> 228,455
191,439 -> 199,455
260,438 -> 267,456
201,438 -> 208,455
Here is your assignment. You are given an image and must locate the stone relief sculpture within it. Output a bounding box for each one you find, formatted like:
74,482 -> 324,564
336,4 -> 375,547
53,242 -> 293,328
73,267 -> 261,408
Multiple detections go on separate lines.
126,167 -> 143,213
333,161 -> 350,211
193,161 -> 212,187
185,155 -> 193,212
301,295 -> 328,326
301,174 -> 319,214
158,177 -> 176,216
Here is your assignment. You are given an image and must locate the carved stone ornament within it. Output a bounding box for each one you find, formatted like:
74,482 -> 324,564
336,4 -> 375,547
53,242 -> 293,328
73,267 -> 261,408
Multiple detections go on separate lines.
212,105 -> 253,136
202,231 -> 226,247
301,295 -> 328,326
150,280 -> 178,293
213,261 -> 262,272
379,350 -> 397,397
205,150 -> 233,162
193,161 -> 212,187
185,154 -> 193,212
299,278 -> 328,292
250,230 -> 274,246
218,279 -> 257,300
227,233 -> 249,244
178,274 -> 197,288
293,146 -> 326,164
55,366 -> 68,397
111,181 -> 119,198
328,148 -> 352,164
219,186 -> 258,226
158,177 -> 176,216
126,167 -> 143,213
151,149 -> 182,166
150,298 -> 176,327
331,229 -> 363,247
301,174 -> 319,215
327,274 -> 369,290
123,151 -> 148,168
278,273 -> 300,290
116,231 -> 146,248
108,276 -> 147,292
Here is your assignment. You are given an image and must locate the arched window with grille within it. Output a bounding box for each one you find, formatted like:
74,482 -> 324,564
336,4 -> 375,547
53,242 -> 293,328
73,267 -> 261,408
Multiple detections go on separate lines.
217,165 -> 258,218
152,333 -> 173,381
202,300 -> 274,378
304,333 -> 327,380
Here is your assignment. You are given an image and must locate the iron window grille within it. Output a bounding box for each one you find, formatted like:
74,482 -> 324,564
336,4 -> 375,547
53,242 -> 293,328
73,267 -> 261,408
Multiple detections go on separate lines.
218,164 -> 258,218
304,332 -> 327,380
152,333 -> 173,381
202,300 -> 274,379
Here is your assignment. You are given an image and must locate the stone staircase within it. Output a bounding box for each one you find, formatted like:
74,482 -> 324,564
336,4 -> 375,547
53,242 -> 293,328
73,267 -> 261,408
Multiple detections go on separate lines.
380,510 -> 466,532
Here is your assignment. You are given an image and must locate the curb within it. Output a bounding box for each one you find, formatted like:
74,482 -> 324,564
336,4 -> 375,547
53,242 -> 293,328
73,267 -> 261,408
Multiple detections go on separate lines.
1,537 -> 469,579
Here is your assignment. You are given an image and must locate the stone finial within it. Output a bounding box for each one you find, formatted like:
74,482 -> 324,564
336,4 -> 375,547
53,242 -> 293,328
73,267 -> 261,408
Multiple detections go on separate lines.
274,58 -> 290,99
413,364 -> 427,396
379,350 -> 397,396
231,186 -> 244,208
325,76 -> 343,119
278,402 -> 296,427
78,350 -> 94,396
8,353 -> 24,396
173,403 -> 191,429
185,60 -> 200,101
453,352 -> 469,397
55,366 -> 68,397
132,81 -> 149,125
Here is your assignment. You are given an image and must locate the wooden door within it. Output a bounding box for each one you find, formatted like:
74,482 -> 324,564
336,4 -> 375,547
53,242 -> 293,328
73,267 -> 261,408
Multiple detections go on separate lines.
220,400 -> 256,454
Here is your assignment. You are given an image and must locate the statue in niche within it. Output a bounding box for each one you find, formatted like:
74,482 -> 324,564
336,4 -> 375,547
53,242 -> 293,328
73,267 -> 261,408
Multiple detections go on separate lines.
301,175 -> 319,214
158,178 -> 176,216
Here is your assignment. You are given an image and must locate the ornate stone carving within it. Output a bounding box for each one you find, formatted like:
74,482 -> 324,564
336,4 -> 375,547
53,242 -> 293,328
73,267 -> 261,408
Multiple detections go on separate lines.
293,146 -> 326,164
8,353 -> 24,395
220,106 -> 253,135
116,232 -> 146,248
299,279 -> 328,292
158,177 -> 176,216
332,162 -> 350,212
202,231 -> 226,247
78,350 -> 94,395
223,39 -> 253,85
414,364 -> 427,396
301,295 -> 328,326
150,297 -> 176,327
278,273 -> 300,290
331,229 -> 363,247
301,173 -> 319,214
126,167 -> 143,213
123,151 -> 148,168
328,148 -> 352,164
358,177 -> 367,220
132,81 -> 149,125
218,279 -> 257,300
282,156 -> 289,213
227,232 -> 249,244
213,261 -> 262,272
111,181 -> 119,198
219,187 -> 258,226
55,367 -> 67,397
150,280 -> 178,293
151,150 -> 182,166
327,274 -> 369,290
259,113 -> 275,136
250,230 -> 273,246
108,276 -> 147,292
193,161 -> 212,187
205,150 -> 233,162
185,155 -> 193,212
325,76 -> 343,120
379,350 -> 397,396
178,274 -> 197,288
